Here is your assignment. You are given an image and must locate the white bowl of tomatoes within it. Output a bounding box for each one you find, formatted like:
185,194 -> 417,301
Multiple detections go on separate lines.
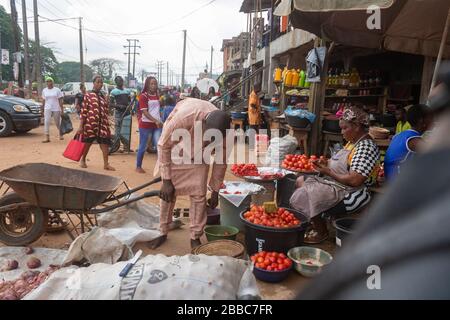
251,251 -> 294,283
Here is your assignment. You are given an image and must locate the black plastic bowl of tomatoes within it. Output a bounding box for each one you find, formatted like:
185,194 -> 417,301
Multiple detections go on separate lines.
251,251 -> 294,283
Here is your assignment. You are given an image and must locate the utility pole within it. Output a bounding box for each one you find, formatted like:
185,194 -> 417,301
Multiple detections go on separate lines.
124,39 -> 140,85
166,62 -> 169,87
124,41 -> 131,84
181,30 -> 187,89
210,46 -> 214,78
156,60 -> 164,85
21,0 -> 31,98
132,40 -> 140,80
33,0 -> 42,97
10,0 -> 23,89
79,17 -> 84,83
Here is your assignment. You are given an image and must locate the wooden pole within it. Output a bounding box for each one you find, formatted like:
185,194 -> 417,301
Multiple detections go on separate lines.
309,39 -> 334,155
21,0 -> 31,98
79,17 -> 85,83
430,9 -> 450,92
33,0 -> 42,98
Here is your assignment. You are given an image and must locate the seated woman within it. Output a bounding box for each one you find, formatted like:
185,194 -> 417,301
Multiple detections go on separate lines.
384,104 -> 433,181
290,107 -> 380,244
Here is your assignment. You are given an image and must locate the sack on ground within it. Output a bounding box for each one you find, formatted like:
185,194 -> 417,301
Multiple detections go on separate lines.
25,255 -> 260,300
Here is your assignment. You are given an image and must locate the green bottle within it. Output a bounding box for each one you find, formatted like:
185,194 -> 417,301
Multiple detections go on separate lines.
299,70 -> 306,88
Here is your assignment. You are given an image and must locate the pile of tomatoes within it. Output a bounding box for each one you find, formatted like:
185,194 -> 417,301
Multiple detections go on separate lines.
251,252 -> 293,272
243,206 -> 301,228
231,164 -> 259,177
282,154 -> 326,172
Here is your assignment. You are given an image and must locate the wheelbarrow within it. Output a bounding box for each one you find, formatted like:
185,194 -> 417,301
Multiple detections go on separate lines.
0,163 -> 162,246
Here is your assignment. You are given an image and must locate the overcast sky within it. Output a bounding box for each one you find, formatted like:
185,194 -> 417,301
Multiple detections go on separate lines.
1,0 -> 247,84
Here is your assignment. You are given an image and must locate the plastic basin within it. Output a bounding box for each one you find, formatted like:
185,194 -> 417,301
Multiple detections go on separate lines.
240,208 -> 310,256
204,225 -> 240,242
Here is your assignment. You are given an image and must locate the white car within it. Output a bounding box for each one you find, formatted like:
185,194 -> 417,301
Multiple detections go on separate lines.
61,82 -> 109,104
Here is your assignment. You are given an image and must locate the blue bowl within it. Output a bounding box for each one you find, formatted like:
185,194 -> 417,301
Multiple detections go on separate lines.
253,264 -> 293,283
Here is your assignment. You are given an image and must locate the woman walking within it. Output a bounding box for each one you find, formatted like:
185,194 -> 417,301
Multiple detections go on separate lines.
41,77 -> 64,143
77,75 -> 115,171
136,77 -> 163,174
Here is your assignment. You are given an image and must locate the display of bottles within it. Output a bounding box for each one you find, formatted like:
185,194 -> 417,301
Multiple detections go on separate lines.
349,68 -> 360,88
342,70 -> 350,87
327,69 -> 334,86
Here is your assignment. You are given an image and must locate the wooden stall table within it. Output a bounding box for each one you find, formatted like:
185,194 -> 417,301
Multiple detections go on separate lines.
323,131 -> 344,156
288,125 -> 311,155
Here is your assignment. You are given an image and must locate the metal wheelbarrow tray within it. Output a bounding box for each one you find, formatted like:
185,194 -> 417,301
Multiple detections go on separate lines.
0,163 -> 161,246
0,163 -> 123,211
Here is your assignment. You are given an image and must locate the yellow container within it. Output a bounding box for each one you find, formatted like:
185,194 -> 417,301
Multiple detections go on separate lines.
285,70 -> 294,86
274,68 -> 282,82
292,70 -> 300,87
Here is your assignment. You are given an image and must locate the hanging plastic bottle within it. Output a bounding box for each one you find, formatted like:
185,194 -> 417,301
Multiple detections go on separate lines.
274,67 -> 282,82
282,67 -> 288,83
285,69 -> 294,87
304,78 -> 311,88
292,69 -> 300,87
299,70 -> 306,88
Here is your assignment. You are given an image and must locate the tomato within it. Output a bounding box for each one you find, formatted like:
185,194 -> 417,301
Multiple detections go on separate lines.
267,266 -> 273,272
257,257 -> 264,264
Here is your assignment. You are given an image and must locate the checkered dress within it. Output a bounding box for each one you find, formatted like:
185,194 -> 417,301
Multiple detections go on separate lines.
344,139 -> 380,213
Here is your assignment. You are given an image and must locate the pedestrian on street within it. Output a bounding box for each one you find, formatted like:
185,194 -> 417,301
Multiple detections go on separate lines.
77,75 -> 115,171
74,83 -> 86,118
109,76 -> 133,152
41,77 -> 64,143
136,76 -> 163,174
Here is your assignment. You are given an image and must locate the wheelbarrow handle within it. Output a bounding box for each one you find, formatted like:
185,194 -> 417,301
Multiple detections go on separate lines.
113,177 -> 162,201
92,190 -> 161,214
143,190 -> 161,199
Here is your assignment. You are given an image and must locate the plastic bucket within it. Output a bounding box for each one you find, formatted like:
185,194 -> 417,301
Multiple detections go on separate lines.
333,218 -> 358,247
251,181 -> 276,205
219,195 -> 251,232
240,208 -> 309,256
276,174 -> 298,209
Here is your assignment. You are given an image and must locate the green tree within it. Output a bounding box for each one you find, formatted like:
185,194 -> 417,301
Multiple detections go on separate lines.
0,5 -> 17,83
55,61 -> 94,83
90,58 -> 122,81
28,41 -> 59,82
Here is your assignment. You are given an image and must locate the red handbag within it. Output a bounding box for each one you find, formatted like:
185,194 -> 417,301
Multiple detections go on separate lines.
63,135 -> 86,162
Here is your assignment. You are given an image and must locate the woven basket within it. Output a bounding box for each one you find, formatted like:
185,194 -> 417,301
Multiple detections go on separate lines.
192,240 -> 245,259
370,127 -> 390,140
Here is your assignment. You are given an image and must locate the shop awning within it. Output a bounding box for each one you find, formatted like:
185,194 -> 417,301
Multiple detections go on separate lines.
274,0 -> 450,58
240,0 -> 274,13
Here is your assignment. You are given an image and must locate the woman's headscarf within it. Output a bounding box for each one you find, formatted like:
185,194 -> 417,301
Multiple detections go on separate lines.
342,106 -> 370,127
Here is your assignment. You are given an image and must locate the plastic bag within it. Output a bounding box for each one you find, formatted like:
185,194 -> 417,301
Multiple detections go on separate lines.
265,135 -> 298,166
285,106 -> 316,123
60,113 -> 73,135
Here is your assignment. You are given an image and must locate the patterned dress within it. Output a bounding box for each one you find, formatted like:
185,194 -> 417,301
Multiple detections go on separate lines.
343,139 -> 380,213
80,91 -> 111,142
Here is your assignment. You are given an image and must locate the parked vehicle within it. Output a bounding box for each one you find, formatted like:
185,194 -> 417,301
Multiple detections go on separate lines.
0,94 -> 42,137
61,82 -> 109,104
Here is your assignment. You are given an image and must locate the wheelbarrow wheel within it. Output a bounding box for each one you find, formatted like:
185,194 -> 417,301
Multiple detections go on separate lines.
0,193 -> 48,246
